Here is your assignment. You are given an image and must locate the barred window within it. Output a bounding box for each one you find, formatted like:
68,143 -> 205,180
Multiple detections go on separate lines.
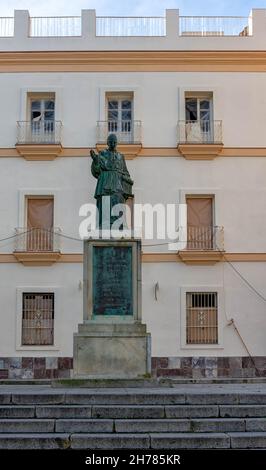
186,292 -> 218,344
22,293 -> 54,345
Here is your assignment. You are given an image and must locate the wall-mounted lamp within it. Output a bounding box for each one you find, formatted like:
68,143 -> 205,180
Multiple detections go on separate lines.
154,282 -> 159,301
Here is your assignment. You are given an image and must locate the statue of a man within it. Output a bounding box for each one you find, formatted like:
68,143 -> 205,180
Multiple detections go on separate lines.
90,134 -> 134,228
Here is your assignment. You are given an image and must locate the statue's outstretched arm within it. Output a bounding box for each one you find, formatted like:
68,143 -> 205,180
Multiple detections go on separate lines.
90,149 -> 98,160
90,149 -> 100,178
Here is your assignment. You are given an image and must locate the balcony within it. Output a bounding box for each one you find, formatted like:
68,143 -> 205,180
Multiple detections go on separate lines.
16,121 -> 62,161
177,120 -> 223,160
178,225 -> 224,265
96,120 -> 142,159
13,228 -> 61,266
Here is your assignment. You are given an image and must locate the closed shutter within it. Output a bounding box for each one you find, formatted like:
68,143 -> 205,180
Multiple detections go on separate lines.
27,197 -> 54,251
186,196 -> 213,249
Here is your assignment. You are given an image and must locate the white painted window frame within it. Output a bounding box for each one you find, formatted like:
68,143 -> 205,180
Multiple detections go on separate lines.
98,86 -> 141,122
18,189 -> 60,229
16,286 -> 61,351
19,87 -> 62,123
178,188 -> 223,228
180,285 -> 224,350
178,86 -> 221,122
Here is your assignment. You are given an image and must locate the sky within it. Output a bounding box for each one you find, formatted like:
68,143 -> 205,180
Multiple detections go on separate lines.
0,0 -> 265,17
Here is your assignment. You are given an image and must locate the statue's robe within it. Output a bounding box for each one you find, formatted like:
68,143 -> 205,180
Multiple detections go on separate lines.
91,149 -> 133,199
91,149 -> 133,228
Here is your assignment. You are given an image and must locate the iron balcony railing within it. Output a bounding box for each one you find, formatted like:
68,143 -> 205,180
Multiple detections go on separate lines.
181,225 -> 224,251
16,121 -> 62,145
29,16 -> 81,37
96,16 -> 166,36
0,17 -> 14,37
96,120 -> 142,144
179,16 -> 251,36
14,228 -> 61,253
178,120 -> 223,144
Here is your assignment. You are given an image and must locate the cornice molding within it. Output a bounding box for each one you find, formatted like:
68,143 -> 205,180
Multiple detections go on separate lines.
1,50 -> 266,72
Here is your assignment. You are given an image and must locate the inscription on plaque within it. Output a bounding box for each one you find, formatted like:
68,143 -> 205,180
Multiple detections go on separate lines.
92,246 -> 133,316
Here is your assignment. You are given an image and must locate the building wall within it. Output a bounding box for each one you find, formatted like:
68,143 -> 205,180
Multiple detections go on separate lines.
0,72 -> 265,148
0,11 -> 266,379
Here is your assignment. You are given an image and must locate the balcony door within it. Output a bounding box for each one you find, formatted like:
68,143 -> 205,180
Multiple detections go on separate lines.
186,196 -> 214,250
29,95 -> 55,143
26,197 -> 54,251
107,93 -> 133,143
185,95 -> 213,142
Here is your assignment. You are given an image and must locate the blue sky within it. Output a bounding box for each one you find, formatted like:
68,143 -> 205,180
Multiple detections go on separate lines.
0,0 -> 265,16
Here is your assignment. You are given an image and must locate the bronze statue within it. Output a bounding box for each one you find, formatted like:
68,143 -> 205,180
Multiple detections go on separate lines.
90,134 -> 133,228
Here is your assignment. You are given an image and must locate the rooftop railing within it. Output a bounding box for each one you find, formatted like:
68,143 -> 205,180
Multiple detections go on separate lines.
0,17 -> 14,37
96,16 -> 166,36
29,16 -> 81,37
179,16 -> 251,36
0,11 -> 260,40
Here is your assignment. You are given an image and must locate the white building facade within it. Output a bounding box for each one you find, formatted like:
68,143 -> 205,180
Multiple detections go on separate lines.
0,9 -> 266,379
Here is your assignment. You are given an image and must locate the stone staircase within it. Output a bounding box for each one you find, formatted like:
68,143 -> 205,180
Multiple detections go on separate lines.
0,384 -> 266,449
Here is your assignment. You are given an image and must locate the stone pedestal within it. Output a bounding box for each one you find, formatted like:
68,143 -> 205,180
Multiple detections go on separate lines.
73,238 -> 151,379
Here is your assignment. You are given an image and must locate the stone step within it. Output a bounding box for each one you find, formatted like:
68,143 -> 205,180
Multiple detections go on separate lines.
36,406 -> 92,419
1,391 -> 266,405
0,432 -> 266,450
1,404 -> 266,419
55,419 -> 114,433
0,433 -> 70,449
115,418 -> 246,433
229,432 -> 266,448
0,406 -> 35,418
220,405 -> 266,418
246,418 -> 266,431
91,405 -> 165,419
0,419 -> 54,433
1,418 -> 266,434
71,432 -> 230,449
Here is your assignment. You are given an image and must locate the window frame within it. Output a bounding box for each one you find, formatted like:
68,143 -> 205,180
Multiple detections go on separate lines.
22,292 -> 55,346
180,286 -> 224,350
186,291 -> 218,345
16,286 -> 60,351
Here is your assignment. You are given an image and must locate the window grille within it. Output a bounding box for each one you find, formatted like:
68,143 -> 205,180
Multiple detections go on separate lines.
186,292 -> 218,344
22,293 -> 54,345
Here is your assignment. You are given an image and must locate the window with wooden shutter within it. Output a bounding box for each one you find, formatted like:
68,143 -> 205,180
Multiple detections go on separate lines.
186,292 -> 218,344
186,196 -> 214,250
26,197 -> 54,251
22,293 -> 54,345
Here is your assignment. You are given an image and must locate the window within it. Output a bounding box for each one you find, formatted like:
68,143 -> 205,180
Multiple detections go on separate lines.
28,93 -> 55,142
185,92 -> 213,142
186,292 -> 218,344
22,293 -> 54,345
186,196 -> 214,250
106,93 -> 133,142
26,196 -> 54,251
